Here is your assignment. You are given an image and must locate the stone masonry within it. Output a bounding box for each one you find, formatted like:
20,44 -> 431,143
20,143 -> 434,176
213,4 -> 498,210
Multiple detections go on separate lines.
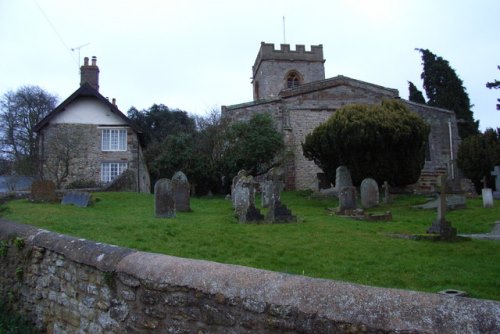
1,220 -> 499,333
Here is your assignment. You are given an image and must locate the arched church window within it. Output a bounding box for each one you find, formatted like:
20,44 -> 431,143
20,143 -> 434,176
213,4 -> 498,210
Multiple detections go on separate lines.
286,71 -> 301,89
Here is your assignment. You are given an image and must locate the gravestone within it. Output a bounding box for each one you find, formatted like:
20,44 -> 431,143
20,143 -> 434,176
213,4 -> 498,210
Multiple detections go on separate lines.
265,167 -> 296,223
172,171 -> 191,212
154,178 -> 175,218
231,170 -> 248,208
61,191 -> 91,208
360,178 -> 379,208
491,166 -> 500,199
233,174 -> 263,223
30,180 -> 57,202
335,166 -> 353,191
482,188 -> 494,208
261,180 -> 273,208
382,181 -> 391,204
427,175 -> 457,239
337,186 -> 357,214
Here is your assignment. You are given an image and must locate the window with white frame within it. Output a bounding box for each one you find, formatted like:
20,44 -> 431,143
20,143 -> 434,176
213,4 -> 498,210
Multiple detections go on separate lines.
101,162 -> 128,183
101,128 -> 127,151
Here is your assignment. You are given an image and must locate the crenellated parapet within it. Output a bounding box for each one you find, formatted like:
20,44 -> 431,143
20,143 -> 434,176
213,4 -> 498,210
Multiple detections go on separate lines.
253,42 -> 324,76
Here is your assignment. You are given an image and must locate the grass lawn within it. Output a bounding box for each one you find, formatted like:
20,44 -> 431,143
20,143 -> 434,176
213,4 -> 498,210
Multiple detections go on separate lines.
1,191 -> 499,301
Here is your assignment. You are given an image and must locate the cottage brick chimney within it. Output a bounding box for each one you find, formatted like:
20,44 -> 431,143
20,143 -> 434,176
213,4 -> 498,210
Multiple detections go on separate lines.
80,56 -> 99,91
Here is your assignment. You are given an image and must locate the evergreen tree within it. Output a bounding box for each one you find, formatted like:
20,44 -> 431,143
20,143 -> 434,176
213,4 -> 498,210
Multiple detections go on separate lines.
408,81 -> 426,104
486,65 -> 500,110
417,49 -> 479,139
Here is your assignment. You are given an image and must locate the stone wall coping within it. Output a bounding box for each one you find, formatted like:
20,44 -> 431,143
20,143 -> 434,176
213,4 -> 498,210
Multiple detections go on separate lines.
1,219 -> 499,333
0,220 -> 134,272
118,251 -> 500,333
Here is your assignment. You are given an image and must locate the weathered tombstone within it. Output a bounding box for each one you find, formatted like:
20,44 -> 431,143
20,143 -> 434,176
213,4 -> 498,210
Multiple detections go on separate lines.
427,175 -> 457,239
335,166 -> 353,190
61,191 -> 91,208
337,186 -> 357,214
491,166 -> 500,199
265,167 -> 296,223
482,188 -> 494,208
382,181 -> 391,204
154,178 -> 175,218
261,180 -> 273,208
231,170 -> 248,208
171,171 -> 191,212
360,178 -> 379,209
30,180 -> 57,202
233,174 -> 263,223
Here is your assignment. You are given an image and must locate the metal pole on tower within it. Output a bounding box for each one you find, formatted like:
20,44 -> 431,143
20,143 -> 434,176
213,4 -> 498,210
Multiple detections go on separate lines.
283,16 -> 286,44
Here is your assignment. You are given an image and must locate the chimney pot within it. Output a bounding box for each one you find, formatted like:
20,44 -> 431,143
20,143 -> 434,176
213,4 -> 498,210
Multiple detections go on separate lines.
91,56 -> 97,66
83,57 -> 89,66
112,98 -> 116,106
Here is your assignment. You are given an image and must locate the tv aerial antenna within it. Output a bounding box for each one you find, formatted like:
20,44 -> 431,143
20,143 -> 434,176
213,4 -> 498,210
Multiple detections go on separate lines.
70,42 -> 90,68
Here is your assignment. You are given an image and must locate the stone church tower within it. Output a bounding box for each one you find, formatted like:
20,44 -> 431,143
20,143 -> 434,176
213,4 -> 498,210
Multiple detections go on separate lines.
252,42 -> 326,100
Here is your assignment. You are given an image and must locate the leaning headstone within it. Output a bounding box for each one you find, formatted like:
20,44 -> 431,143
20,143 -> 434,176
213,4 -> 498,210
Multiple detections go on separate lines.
337,186 -> 357,214
491,166 -> 500,199
154,178 -> 175,218
335,165 -> 353,190
360,178 -> 379,209
172,171 -> 191,212
427,174 -> 457,239
30,180 -> 57,202
265,167 -> 296,223
61,191 -> 91,208
482,188 -> 494,208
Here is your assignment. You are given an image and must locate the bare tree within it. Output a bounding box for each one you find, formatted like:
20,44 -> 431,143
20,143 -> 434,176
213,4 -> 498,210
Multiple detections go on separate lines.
0,86 -> 58,175
43,125 -> 88,188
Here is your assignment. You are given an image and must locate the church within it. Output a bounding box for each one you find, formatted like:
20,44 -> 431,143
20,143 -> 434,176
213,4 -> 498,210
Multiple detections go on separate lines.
222,42 -> 461,191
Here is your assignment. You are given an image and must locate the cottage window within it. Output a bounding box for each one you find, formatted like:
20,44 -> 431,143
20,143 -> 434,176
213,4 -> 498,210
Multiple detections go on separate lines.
101,162 -> 127,183
102,128 -> 127,151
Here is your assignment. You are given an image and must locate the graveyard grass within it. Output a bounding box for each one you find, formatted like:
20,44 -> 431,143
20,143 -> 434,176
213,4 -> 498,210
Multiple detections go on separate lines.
1,192 -> 500,301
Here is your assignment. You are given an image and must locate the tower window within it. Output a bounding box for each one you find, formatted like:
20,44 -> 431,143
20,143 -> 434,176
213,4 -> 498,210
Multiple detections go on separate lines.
286,72 -> 301,89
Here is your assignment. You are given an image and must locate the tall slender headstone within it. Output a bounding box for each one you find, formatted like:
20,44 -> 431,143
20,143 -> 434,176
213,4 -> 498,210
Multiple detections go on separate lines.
154,178 -> 175,218
427,174 -> 456,239
360,178 -> 379,208
382,181 -> 391,204
491,166 -> 500,200
172,171 -> 191,212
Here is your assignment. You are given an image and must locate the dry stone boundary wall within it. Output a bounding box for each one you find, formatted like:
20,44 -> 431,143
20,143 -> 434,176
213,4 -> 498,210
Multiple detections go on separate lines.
0,219 -> 499,333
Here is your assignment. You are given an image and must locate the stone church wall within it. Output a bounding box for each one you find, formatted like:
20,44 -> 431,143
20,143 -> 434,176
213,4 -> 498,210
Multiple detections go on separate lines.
1,220 -> 499,333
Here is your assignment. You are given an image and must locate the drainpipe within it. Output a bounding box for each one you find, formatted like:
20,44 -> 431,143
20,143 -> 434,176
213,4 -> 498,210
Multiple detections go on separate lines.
448,119 -> 454,179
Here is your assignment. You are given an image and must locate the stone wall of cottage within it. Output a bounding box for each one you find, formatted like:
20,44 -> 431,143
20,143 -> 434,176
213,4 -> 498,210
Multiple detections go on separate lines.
1,220 -> 499,333
39,123 -> 150,192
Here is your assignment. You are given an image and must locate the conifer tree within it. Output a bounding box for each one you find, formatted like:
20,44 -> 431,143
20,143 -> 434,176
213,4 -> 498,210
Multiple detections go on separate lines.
417,49 -> 479,139
408,81 -> 426,104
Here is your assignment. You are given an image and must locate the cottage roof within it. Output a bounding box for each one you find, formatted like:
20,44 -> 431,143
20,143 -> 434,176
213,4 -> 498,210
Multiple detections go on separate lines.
33,83 -> 142,135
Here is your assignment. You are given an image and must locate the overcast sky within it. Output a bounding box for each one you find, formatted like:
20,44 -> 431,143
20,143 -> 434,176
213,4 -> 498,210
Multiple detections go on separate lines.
1,0 -> 499,130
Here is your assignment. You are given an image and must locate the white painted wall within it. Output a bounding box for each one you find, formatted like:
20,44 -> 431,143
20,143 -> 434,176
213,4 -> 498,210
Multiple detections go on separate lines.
51,98 -> 127,125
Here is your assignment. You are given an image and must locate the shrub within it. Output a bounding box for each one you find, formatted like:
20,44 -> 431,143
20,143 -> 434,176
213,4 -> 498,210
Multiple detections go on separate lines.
302,99 -> 430,186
